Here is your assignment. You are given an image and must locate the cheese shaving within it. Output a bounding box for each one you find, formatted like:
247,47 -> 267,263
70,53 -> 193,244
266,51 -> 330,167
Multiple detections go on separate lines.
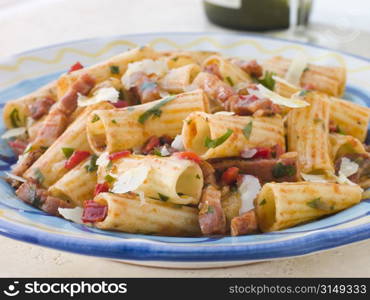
58,207 -> 84,224
4,172 -> 26,183
122,59 -> 168,89
285,54 -> 308,86
301,173 -> 329,183
249,84 -> 309,108
214,111 -> 235,116
272,75 -> 299,90
96,152 -> 110,168
171,135 -> 185,151
111,165 -> 150,194
137,191 -> 146,206
77,87 -> 119,107
1,127 -> 26,139
336,157 -> 359,185
160,145 -> 170,157
238,175 -> 261,215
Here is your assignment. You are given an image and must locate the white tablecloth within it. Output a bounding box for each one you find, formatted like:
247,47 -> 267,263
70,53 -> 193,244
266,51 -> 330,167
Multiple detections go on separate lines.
0,0 -> 369,277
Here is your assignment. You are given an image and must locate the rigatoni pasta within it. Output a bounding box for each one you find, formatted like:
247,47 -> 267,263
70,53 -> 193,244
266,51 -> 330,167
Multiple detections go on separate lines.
94,193 -> 200,236
255,182 -> 362,232
182,111 -> 285,159
2,46 -> 368,238
86,89 -> 209,154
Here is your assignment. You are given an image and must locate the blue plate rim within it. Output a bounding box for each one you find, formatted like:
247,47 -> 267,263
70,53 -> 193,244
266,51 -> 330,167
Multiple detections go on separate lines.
0,32 -> 369,262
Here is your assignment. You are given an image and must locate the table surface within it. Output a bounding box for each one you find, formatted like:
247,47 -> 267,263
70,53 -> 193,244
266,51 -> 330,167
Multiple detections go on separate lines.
0,0 -> 369,277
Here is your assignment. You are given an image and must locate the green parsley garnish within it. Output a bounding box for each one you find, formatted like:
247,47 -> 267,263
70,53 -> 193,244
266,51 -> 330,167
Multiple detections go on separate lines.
257,71 -> 275,90
153,148 -> 163,157
61,147 -> 74,159
138,95 -> 176,124
206,206 -> 214,214
23,144 -> 33,154
91,114 -> 100,123
110,65 -> 120,74
10,108 -> 21,128
226,76 -> 234,86
299,89 -> 310,97
272,163 -> 296,178
34,168 -> 44,184
243,121 -> 253,139
205,129 -> 233,148
303,67 -> 310,72
85,155 -> 98,172
307,197 -> 332,211
158,193 -> 169,202
104,174 -> 115,183
196,174 -> 201,179
111,119 -> 117,124
336,125 -> 345,135
172,57 -> 179,62
260,199 -> 267,206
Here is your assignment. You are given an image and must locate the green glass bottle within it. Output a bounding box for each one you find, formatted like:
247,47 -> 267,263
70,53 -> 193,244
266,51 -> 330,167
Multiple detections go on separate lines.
203,0 -> 290,31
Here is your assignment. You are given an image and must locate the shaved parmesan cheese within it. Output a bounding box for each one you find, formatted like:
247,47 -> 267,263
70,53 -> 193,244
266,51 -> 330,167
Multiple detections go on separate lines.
160,145 -> 170,157
122,59 -> 168,89
137,191 -> 146,206
238,175 -> 261,214
111,165 -> 150,194
96,152 -> 110,168
1,127 -> 26,139
336,157 -> 359,185
241,148 -> 257,159
249,84 -> 309,108
214,111 -> 235,116
4,172 -> 26,183
26,117 -> 35,128
339,157 -> 359,177
78,87 -> 119,107
58,207 -> 84,224
285,54 -> 308,86
171,135 -> 185,151
272,75 -> 299,89
301,173 -> 329,183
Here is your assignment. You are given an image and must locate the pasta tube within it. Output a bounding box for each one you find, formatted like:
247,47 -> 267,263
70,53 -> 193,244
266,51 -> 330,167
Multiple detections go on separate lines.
99,155 -> 204,205
56,46 -> 160,99
287,92 -> 333,175
24,102 -> 113,187
94,193 -> 201,236
202,55 -> 252,86
330,133 -> 367,161
263,56 -> 346,97
255,182 -> 363,232
159,64 -> 200,93
182,111 -> 285,159
3,80 -> 57,128
48,157 -> 97,207
86,89 -> 209,154
330,97 -> 370,142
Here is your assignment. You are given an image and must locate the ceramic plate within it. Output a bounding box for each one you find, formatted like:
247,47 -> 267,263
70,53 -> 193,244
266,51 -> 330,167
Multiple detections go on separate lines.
0,32 -> 369,268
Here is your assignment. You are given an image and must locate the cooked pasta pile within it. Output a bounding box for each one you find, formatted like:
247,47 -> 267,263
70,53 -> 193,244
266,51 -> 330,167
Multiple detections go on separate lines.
2,46 -> 369,236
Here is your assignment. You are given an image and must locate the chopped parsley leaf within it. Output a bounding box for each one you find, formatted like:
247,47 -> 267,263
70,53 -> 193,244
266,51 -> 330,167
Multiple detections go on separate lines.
307,197 -> 332,211
34,168 -> 45,184
257,71 -> 275,90
243,121 -> 253,139
205,129 -> 233,148
110,65 -> 120,74
104,174 -> 115,183
259,199 -> 267,206
158,193 -> 169,202
207,206 -> 214,214
226,76 -> 234,86
138,95 -> 176,124
61,147 -> 74,159
91,114 -> 100,123
85,155 -> 98,172
10,108 -> 21,128
111,119 -> 117,124
272,163 -> 296,178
